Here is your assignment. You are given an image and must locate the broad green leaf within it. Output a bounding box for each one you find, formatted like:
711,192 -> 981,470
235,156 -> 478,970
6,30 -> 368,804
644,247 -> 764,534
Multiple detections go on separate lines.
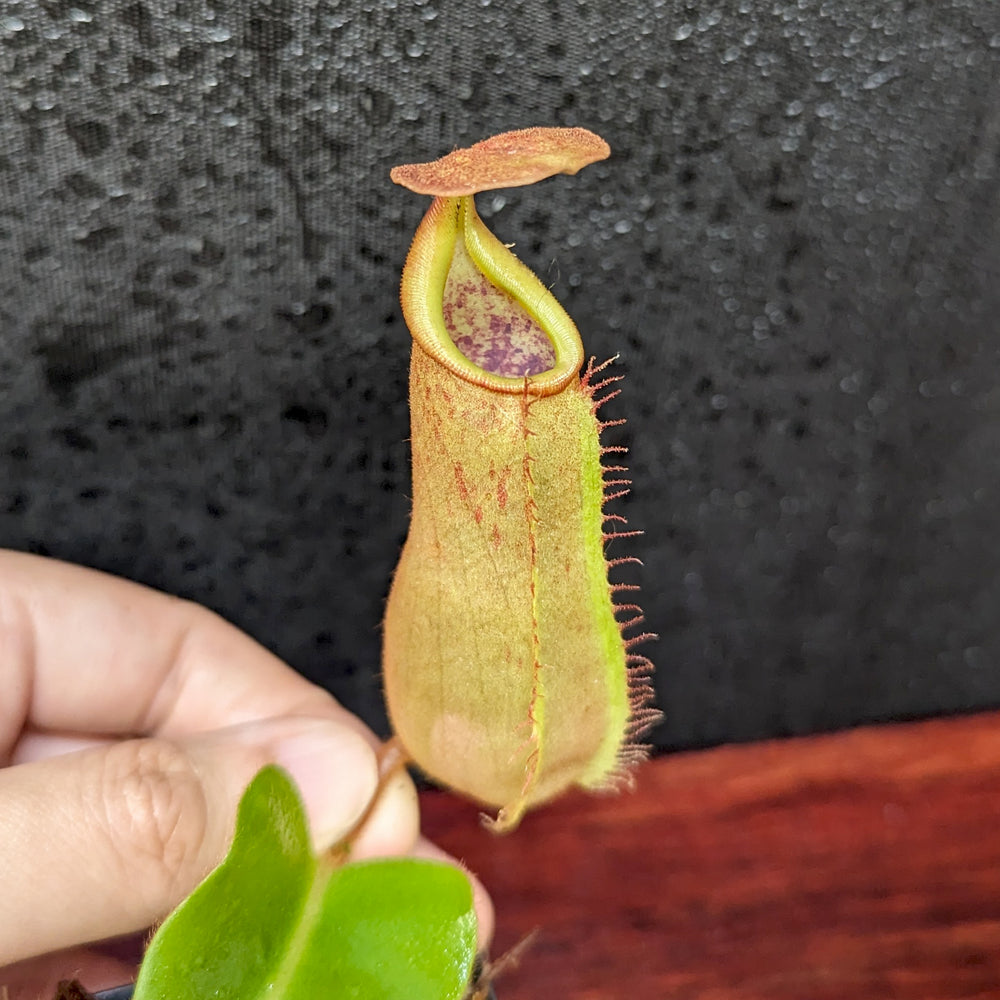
133,766 -> 477,1000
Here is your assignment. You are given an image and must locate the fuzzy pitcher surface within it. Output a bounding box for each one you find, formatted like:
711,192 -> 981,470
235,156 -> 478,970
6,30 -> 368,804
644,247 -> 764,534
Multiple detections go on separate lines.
384,128 -> 659,831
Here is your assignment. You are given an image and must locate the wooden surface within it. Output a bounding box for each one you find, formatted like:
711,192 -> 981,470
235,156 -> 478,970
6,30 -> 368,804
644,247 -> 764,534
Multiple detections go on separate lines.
420,712 -> 1000,999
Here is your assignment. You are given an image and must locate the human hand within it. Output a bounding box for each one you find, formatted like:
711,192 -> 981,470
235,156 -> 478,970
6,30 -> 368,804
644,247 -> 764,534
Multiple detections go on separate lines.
0,551 -> 493,997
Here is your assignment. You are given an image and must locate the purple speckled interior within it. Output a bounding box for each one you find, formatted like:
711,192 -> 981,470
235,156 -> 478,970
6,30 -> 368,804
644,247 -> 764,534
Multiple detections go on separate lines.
442,242 -> 556,377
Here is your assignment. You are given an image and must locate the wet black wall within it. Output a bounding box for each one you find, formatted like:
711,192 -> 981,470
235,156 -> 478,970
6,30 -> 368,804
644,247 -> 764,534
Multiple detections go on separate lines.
1,0 -> 998,749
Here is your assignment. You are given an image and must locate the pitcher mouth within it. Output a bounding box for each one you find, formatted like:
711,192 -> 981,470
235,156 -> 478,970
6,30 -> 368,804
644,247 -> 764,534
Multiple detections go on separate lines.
399,194 -> 584,397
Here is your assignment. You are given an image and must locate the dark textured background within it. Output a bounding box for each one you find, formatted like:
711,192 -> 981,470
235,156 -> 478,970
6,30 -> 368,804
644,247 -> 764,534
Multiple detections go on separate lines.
1,0 -> 998,750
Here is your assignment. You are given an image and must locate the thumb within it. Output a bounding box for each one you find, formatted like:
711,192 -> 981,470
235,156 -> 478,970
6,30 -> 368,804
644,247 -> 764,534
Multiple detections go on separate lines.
0,717 -> 379,965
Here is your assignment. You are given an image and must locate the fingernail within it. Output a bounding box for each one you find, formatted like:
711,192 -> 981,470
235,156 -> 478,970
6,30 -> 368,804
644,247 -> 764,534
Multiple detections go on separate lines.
268,719 -> 379,849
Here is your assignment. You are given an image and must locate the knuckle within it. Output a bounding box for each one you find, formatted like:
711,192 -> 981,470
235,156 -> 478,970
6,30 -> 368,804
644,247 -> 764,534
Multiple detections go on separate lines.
98,738 -> 209,906
0,587 -> 34,753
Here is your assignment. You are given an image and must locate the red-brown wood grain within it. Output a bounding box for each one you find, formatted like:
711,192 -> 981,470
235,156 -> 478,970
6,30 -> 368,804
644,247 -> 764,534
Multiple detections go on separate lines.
420,712 -> 1000,1000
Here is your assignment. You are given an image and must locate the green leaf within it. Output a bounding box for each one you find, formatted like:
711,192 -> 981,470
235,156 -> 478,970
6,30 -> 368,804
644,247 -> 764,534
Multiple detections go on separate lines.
133,765 -> 477,1000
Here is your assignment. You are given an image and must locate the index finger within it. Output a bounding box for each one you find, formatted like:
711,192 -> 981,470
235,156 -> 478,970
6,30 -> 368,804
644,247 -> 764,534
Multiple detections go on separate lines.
0,551 -> 368,753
